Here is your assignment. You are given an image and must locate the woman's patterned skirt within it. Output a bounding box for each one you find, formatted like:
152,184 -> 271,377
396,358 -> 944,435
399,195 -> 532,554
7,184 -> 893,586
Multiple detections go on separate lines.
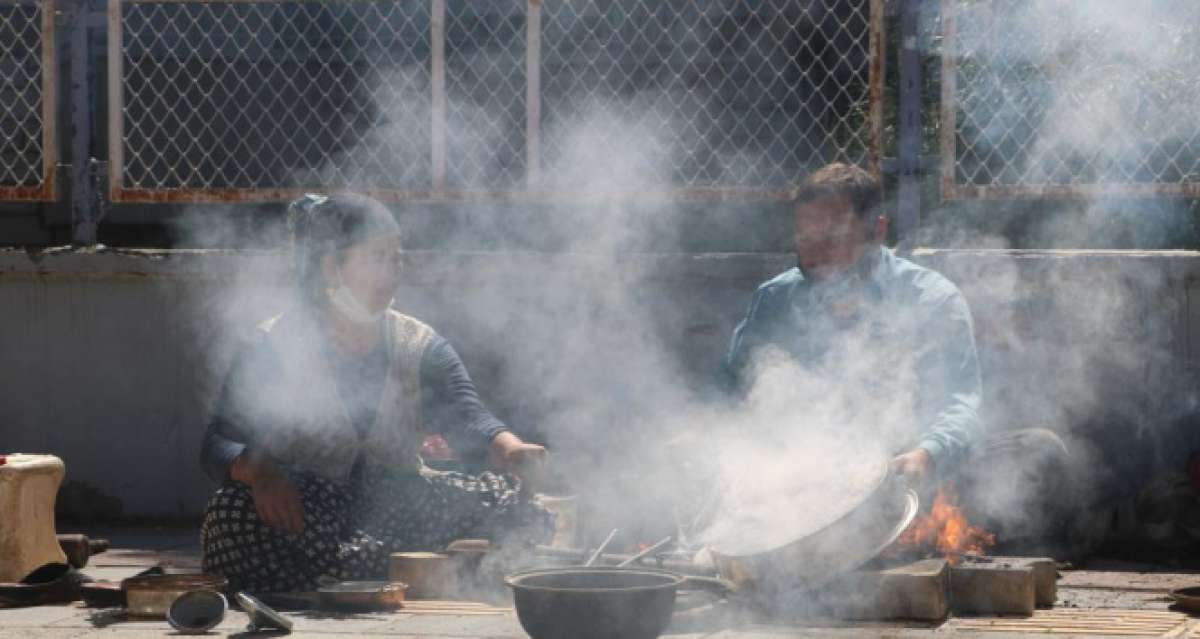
200,470 -> 553,592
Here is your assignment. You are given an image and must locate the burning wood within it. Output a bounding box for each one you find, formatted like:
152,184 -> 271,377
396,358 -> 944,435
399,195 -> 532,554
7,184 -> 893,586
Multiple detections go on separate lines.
892,485 -> 995,565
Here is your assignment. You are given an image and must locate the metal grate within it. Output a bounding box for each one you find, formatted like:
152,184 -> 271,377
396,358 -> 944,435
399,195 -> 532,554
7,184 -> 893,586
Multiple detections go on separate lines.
443,1 -> 526,190
941,0 -> 1200,200
111,0 -> 433,202
0,0 -> 55,201
538,0 -> 882,196
108,0 -> 881,203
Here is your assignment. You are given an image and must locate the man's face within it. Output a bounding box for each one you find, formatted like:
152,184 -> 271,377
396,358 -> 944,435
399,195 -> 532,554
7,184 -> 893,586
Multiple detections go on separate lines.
793,194 -> 869,280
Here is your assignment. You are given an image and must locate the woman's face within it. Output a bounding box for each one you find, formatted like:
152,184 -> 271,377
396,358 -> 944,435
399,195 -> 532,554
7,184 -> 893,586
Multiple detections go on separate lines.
328,234 -> 404,313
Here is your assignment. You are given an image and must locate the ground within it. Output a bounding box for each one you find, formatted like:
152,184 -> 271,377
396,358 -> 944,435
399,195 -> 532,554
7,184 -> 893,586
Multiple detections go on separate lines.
1,527 -> 1198,638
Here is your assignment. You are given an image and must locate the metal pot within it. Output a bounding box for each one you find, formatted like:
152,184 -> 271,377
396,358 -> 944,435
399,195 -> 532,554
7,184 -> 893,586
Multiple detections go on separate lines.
709,479 -> 919,594
316,581 -> 406,611
505,567 -> 687,639
122,574 -> 228,618
389,552 -> 456,599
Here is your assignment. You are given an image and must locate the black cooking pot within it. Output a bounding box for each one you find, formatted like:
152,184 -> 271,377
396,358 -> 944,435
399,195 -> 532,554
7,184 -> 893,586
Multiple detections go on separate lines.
505,567 -> 684,639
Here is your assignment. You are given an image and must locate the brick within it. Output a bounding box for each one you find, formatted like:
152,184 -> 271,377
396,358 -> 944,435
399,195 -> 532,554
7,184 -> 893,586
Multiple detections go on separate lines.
949,560 -> 1035,616
821,558 -> 949,621
999,557 -> 1057,607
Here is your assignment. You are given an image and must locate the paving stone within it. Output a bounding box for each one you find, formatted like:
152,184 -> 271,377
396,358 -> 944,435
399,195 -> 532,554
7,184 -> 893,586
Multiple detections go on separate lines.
285,609 -> 405,634
375,611 -> 525,637
0,604 -> 81,627
0,629 -> 84,639
1000,557 -> 1058,607
821,558 -> 949,622
949,561 -> 1035,616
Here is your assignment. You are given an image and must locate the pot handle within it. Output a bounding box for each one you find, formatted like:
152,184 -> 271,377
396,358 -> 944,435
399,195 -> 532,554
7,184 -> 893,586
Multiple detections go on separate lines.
680,575 -> 738,596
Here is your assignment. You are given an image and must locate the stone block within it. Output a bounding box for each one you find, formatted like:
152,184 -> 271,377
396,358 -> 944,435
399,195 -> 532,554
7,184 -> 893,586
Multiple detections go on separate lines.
822,558 -> 949,621
957,557 -> 1057,607
949,560 -> 1035,616
0,454 -> 68,583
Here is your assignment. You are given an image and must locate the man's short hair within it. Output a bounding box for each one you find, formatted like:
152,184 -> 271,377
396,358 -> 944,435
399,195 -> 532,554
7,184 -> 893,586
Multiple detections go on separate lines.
792,163 -> 882,221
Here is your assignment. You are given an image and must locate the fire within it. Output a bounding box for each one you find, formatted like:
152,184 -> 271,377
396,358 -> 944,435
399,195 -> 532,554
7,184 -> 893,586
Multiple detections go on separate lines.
894,485 -> 994,564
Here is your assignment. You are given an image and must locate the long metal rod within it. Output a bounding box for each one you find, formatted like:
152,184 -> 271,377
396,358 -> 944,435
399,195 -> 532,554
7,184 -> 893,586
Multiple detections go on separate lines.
895,0 -> 922,245
40,0 -> 58,201
584,529 -> 618,567
107,186 -> 797,204
938,0 -> 958,202
616,536 -> 672,567
524,0 -> 541,187
866,0 -> 885,178
70,0 -> 95,244
107,0 -> 124,197
429,0 -> 446,192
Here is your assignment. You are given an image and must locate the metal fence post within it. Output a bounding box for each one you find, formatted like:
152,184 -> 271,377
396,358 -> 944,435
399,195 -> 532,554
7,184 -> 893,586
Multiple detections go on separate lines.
524,0 -> 541,188
895,0 -> 922,245
430,0 -> 446,193
68,0 -> 99,245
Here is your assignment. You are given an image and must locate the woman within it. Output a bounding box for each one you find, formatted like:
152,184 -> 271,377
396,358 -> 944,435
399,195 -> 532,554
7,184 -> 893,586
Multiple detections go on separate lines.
199,193 -> 552,592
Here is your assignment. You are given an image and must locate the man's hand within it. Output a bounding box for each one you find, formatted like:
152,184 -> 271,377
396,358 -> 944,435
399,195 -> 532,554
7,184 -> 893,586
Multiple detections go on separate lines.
890,448 -> 933,486
489,431 -> 547,489
232,453 -> 305,535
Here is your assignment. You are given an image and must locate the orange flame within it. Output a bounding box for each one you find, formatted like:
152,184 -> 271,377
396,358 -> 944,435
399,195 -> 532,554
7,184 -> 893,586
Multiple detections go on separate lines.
894,485 -> 995,564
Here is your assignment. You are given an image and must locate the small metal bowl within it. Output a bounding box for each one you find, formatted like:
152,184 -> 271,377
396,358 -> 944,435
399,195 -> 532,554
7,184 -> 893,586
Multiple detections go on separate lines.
167,589 -> 227,634
316,581 -> 407,612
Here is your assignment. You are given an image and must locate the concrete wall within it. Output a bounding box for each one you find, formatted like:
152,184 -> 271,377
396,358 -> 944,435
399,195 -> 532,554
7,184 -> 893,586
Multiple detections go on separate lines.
2,247 -> 1199,519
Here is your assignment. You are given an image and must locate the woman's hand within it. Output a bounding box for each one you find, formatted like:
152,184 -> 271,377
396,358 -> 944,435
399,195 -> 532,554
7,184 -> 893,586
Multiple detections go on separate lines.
489,431 -> 547,490
232,453 -> 305,535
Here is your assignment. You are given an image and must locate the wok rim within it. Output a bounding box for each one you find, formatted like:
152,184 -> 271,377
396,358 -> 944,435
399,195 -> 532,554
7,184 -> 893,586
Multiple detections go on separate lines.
709,458 -> 895,560
504,566 -> 686,594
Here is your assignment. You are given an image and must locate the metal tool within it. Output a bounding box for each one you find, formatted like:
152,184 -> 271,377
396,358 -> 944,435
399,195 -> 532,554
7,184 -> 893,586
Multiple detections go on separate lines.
583,529 -> 618,567
616,536 -> 672,567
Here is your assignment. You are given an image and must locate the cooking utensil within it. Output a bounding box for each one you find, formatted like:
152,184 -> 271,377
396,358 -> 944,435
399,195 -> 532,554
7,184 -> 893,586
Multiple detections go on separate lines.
167,589 -> 227,634
121,573 -> 228,618
389,552 -> 455,599
316,580 -> 406,612
1170,586 -> 1200,613
506,566 -> 685,639
81,566 -> 162,608
532,545 -> 711,575
617,536 -> 673,567
236,591 -> 293,633
710,481 -> 919,594
444,538 -> 490,574
584,529 -> 619,567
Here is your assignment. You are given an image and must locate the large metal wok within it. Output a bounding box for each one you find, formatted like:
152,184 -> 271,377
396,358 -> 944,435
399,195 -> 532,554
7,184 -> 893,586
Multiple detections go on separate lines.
698,453 -> 919,594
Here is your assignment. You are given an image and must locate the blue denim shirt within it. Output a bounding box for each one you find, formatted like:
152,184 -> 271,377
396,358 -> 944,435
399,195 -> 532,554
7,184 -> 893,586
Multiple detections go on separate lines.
721,246 -> 983,473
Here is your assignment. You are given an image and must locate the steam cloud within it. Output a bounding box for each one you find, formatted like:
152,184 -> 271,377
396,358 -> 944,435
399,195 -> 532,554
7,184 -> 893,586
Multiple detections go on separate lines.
181,0 -> 1199,603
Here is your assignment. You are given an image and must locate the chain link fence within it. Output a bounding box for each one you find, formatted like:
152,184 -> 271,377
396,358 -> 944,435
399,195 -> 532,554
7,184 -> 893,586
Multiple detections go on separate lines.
941,0 -> 1200,200
0,0 -> 55,201
108,0 -> 882,203
539,0 -> 881,194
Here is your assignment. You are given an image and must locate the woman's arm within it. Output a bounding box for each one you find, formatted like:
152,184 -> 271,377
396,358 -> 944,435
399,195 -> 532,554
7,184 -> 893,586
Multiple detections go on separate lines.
201,416 -> 249,484
419,337 -> 509,465
199,332 -> 274,483
420,337 -> 545,481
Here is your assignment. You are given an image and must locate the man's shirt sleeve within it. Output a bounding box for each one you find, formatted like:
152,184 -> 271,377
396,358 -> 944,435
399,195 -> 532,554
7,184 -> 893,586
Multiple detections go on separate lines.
720,286 -> 771,394
914,289 -> 983,474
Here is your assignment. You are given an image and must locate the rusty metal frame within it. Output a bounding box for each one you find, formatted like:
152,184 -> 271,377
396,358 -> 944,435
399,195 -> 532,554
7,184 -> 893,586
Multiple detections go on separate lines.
865,0 -> 884,181
939,0 -> 1200,201
105,0 -> 884,205
0,0 -> 57,201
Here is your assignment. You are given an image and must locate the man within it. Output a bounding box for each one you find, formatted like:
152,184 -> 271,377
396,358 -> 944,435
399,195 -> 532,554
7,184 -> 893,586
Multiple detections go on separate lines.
720,163 -> 1073,551
722,163 -> 981,483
